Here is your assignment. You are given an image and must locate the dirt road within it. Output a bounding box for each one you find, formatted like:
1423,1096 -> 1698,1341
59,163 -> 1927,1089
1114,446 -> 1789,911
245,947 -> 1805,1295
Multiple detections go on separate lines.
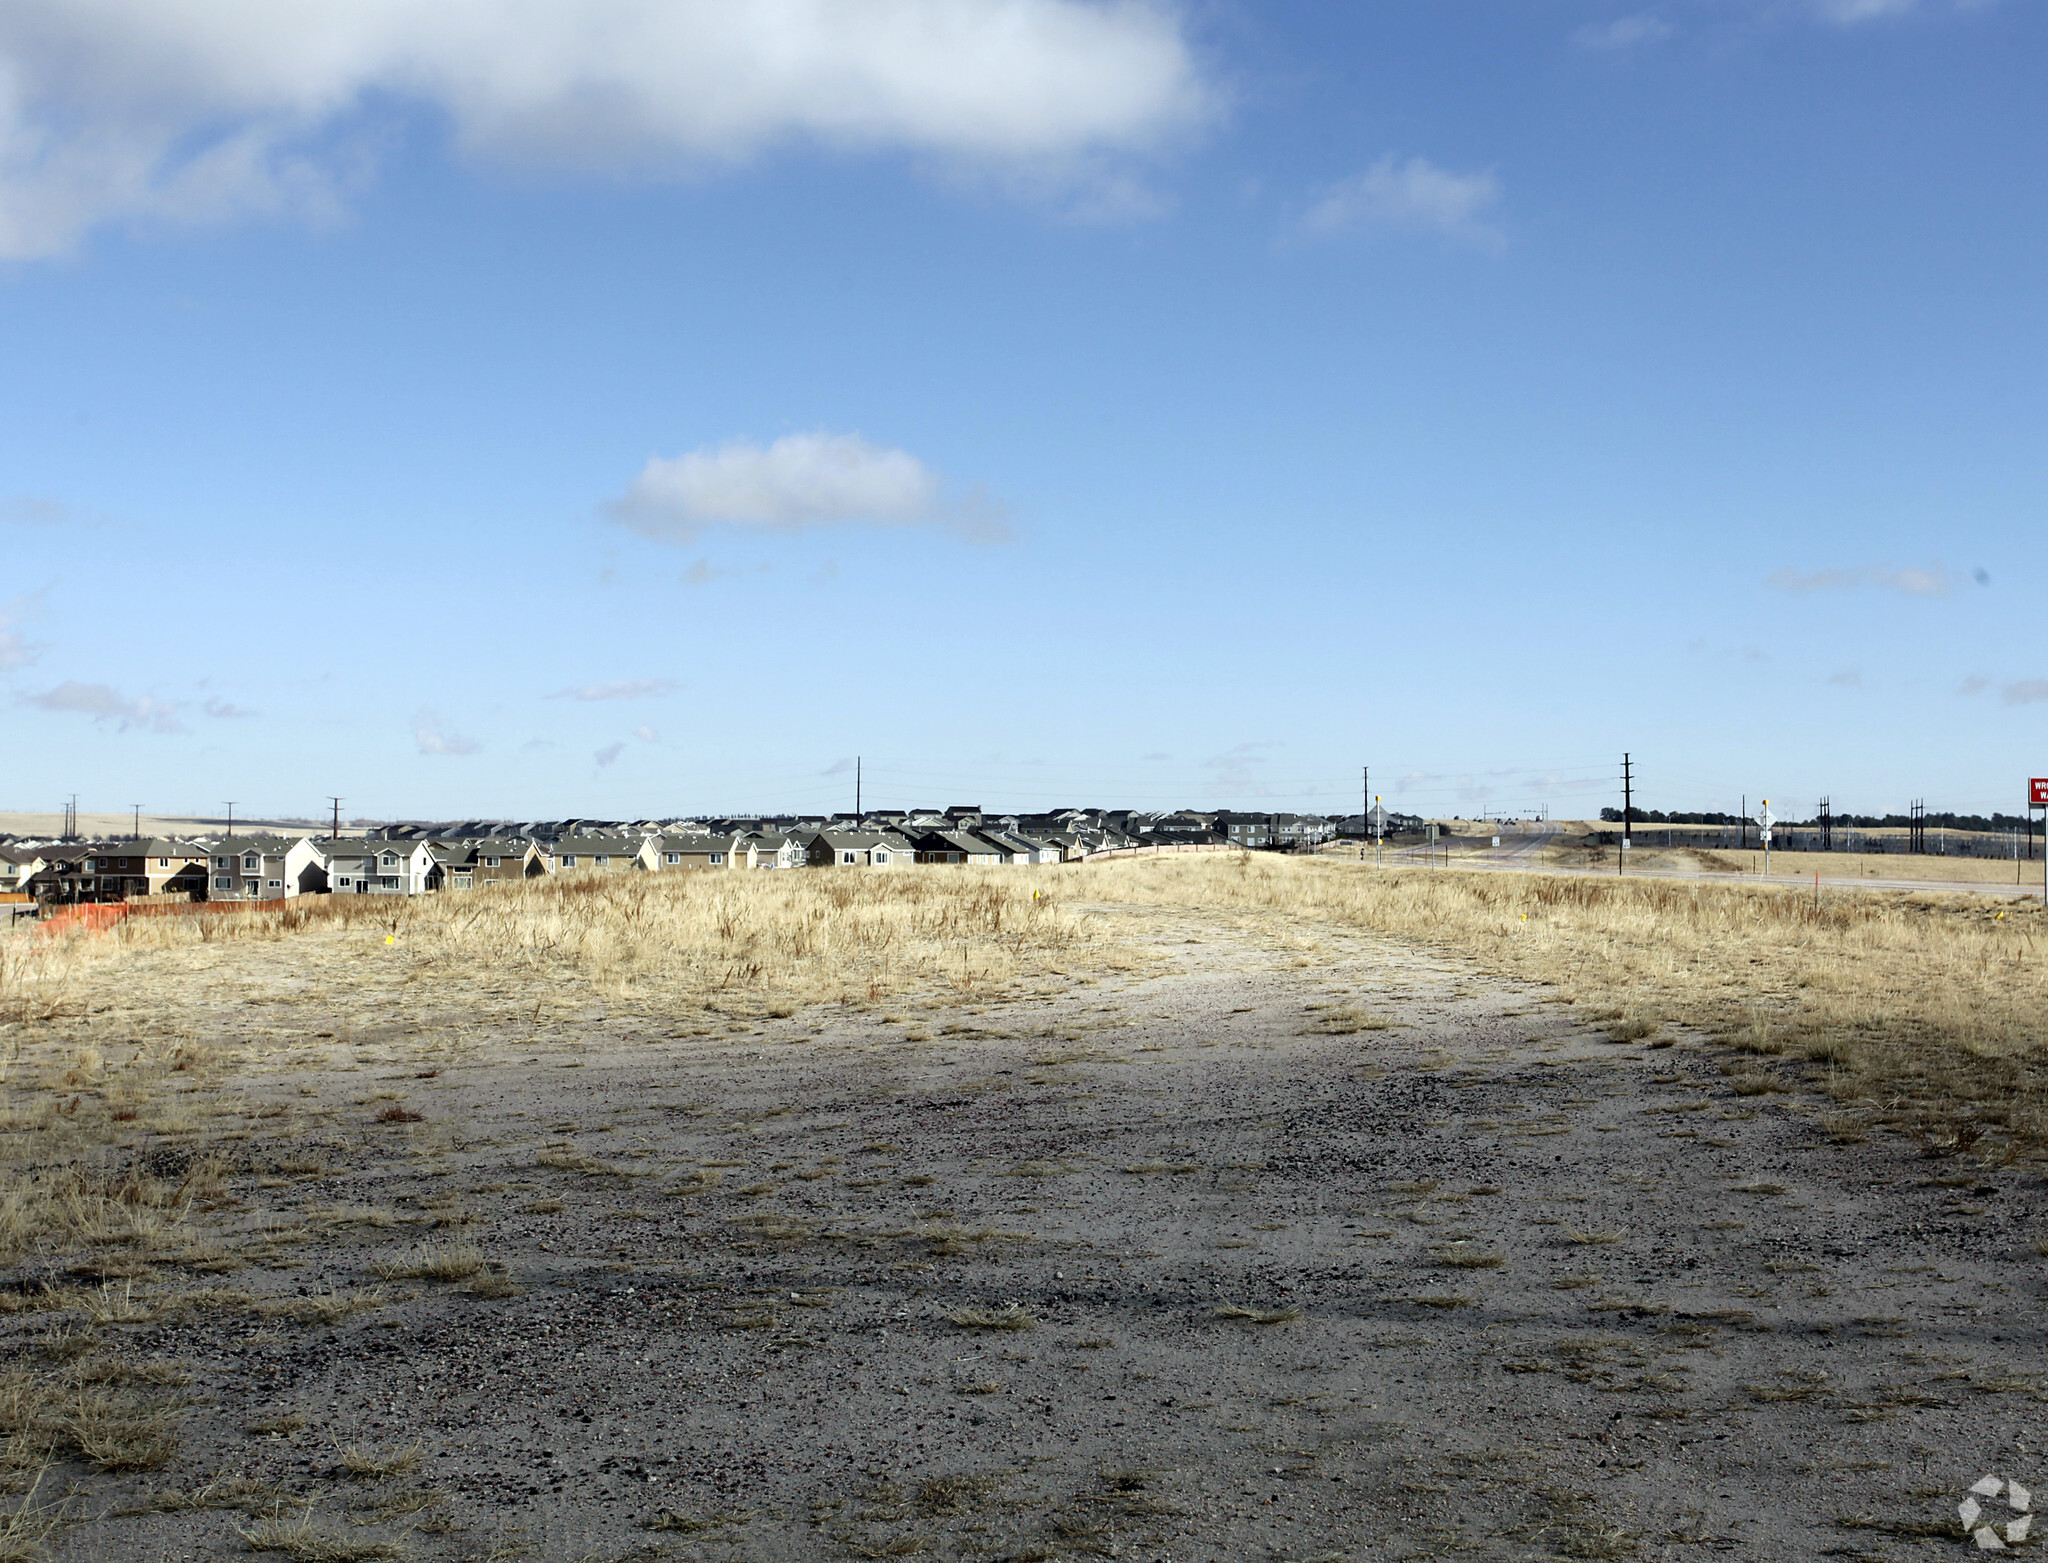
30,899 -> 2044,1561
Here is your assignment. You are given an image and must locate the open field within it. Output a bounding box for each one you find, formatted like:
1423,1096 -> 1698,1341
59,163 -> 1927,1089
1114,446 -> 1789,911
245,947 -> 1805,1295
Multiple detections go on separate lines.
1,859 -> 2044,1559
1533,839 -> 2044,887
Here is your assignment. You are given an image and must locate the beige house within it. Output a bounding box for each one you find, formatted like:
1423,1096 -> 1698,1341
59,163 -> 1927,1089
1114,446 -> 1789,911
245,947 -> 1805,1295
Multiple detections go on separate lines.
652,834 -> 740,871
86,840 -> 209,899
546,836 -> 657,875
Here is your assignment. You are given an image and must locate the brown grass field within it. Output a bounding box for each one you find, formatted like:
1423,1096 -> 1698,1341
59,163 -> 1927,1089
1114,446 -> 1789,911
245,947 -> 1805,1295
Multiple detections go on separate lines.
2,855 -> 2045,1559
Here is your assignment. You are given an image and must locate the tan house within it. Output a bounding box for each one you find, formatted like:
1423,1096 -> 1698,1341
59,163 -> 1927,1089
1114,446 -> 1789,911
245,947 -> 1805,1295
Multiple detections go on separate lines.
429,837 -> 546,888
546,836 -> 657,875
86,840 -> 209,900
652,834 -> 740,871
736,832 -> 804,870
0,847 -> 47,895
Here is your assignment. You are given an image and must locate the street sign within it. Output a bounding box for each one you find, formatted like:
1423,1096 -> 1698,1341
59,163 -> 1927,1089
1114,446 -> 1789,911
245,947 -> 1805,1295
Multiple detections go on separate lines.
2031,778 -> 2048,807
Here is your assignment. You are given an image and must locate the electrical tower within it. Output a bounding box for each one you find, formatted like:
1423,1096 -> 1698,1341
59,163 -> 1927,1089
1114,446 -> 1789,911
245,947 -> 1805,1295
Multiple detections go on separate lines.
1817,796 -> 1833,853
1908,799 -> 1925,855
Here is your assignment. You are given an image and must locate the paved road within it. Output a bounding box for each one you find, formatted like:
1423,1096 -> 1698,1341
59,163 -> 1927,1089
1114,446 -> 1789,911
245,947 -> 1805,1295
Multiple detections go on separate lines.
1343,826 -> 2044,901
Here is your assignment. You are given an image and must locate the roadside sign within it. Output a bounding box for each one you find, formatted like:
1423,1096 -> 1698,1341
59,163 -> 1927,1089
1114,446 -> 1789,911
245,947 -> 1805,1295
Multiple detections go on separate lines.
2031,778 -> 2048,806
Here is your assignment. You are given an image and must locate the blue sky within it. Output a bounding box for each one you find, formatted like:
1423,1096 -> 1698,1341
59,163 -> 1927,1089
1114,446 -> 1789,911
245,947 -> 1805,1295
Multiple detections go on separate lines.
3,0 -> 2044,823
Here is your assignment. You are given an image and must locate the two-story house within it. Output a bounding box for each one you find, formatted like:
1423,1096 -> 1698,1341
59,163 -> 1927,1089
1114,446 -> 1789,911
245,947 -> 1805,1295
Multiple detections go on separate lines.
86,840 -> 210,899
207,836 -> 324,901
315,839 -> 437,895
546,836 -> 656,875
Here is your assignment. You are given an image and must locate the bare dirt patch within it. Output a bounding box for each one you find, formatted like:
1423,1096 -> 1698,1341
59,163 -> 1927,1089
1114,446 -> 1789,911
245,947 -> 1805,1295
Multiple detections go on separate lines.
0,869 -> 2040,1558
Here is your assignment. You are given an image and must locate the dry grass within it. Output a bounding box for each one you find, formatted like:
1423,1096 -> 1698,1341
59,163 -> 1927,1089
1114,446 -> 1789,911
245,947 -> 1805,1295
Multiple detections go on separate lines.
371,1242 -> 485,1282
1214,1304 -> 1303,1324
1090,854 -> 2048,1160
237,1512 -> 409,1560
337,1440 -> 422,1479
947,1305 -> 1037,1332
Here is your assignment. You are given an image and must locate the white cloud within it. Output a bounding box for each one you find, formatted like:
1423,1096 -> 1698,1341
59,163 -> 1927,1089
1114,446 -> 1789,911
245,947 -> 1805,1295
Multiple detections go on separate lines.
633,725 -> 657,743
0,0 -> 1210,259
1767,563 -> 1955,597
548,677 -> 678,701
1575,13 -> 1674,49
594,741 -> 626,767
414,710 -> 480,755
611,431 -> 1009,544
1299,155 -> 1502,245
24,680 -> 183,732
0,590 -> 43,671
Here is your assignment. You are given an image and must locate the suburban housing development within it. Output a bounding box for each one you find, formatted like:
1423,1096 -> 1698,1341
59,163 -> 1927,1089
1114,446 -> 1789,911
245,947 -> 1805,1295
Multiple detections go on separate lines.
1,807 -> 1364,906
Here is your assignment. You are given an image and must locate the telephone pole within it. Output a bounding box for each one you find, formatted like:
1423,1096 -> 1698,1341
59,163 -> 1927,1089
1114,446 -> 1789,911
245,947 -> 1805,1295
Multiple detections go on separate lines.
328,798 -> 344,842
132,803 -> 142,842
224,802 -> 237,844
855,758 -> 862,820
1620,754 -> 1632,877
1741,794 -> 1747,851
1361,766 -> 1369,861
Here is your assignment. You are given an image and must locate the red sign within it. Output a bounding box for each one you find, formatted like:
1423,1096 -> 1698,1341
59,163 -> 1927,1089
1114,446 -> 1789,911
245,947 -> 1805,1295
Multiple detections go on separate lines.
2032,778 -> 2048,807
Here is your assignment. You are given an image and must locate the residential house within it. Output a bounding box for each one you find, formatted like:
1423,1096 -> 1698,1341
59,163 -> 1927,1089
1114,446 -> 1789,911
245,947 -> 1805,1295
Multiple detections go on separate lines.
206,836 -> 324,900
910,830 -> 1005,866
0,847 -> 47,896
84,840 -> 210,899
462,838 -> 548,886
546,836 -> 657,875
1214,812 -> 1275,848
1003,831 -> 1065,866
25,851 -> 92,905
652,833 -> 741,871
967,829 -> 1036,866
803,831 -> 909,868
315,839 -> 437,896
736,832 -> 804,870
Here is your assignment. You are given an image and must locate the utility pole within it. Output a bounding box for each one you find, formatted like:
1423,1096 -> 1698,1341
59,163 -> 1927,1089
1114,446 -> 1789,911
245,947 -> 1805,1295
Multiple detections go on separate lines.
1817,796 -> 1833,852
132,803 -> 142,842
856,758 -> 862,821
1361,766 -> 1368,861
1620,753 -> 1632,877
1909,799 -> 1926,855
224,802 -> 237,845
1741,794 -> 1747,851
328,798 -> 344,842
